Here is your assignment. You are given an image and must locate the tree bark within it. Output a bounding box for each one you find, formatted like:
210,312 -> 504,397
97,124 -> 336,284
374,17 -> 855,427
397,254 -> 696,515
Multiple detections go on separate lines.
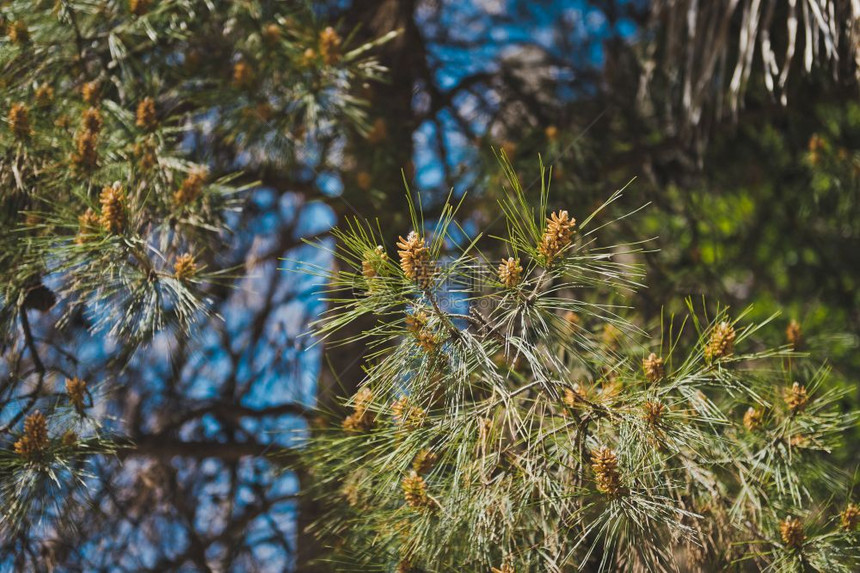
296,2 -> 426,570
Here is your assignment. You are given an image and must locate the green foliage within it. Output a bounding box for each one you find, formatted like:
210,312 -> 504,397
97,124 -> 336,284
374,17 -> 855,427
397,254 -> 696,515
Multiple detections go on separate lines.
301,158 -> 860,572
0,0 -> 384,342
0,0 -> 385,542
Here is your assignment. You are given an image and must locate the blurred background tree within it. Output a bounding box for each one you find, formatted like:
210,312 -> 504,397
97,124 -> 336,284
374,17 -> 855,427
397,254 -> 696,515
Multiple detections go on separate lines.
1,0 -> 858,571
0,1 -> 388,570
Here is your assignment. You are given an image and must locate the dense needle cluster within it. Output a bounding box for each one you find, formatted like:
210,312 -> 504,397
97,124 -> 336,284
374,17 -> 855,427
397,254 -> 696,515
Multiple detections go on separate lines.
302,160 -> 859,571
0,3 -> 395,565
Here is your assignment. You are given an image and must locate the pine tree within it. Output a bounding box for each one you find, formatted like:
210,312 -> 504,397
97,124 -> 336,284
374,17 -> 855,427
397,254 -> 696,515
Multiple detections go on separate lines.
301,157 -> 860,571
0,1 -> 388,566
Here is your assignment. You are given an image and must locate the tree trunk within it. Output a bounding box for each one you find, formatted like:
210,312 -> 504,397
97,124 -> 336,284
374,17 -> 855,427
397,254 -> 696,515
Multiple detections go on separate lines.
295,2 -> 425,570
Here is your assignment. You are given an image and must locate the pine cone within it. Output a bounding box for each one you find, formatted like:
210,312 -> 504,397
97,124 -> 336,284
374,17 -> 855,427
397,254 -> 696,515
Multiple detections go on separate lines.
591,447 -> 622,495
173,169 -> 206,206
743,407 -> 763,431
415,329 -> 439,352
8,103 -> 31,139
66,377 -> 87,412
135,97 -> 157,131
779,517 -> 805,548
786,319 -> 802,351
405,310 -> 429,334
134,139 -> 158,171
62,430 -> 78,448
704,321 -> 736,362
76,209 -> 101,244
82,81 -> 100,105
497,257 -> 522,288
784,382 -> 808,413
538,210 -> 576,265
392,396 -> 426,430
402,471 -> 433,510
397,231 -> 434,288
642,353 -> 664,382
72,130 -> 100,171
99,185 -> 127,234
173,253 -> 197,281
129,0 -> 151,16
643,401 -> 665,426
35,84 -> 54,108
563,384 -> 586,409
14,411 -> 49,459
8,21 -> 29,44
81,107 -> 103,134
319,27 -> 342,65
361,245 -> 387,279
342,387 -> 375,432
412,448 -> 437,474
840,504 -> 860,531
356,171 -> 372,191
232,61 -> 255,89
365,118 -> 387,144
